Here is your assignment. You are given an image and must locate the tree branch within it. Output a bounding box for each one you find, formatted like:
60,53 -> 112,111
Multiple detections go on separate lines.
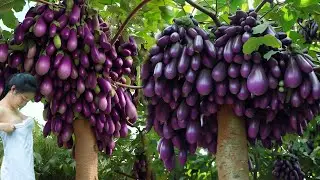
114,170 -> 136,179
33,0 -> 64,8
185,0 -> 221,27
215,0 -> 218,14
255,0 -> 269,13
126,119 -> 143,133
111,0 -> 152,45
115,82 -> 143,89
261,2 -> 284,18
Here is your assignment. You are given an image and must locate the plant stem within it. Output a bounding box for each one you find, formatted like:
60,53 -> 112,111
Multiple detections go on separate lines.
253,152 -> 259,180
111,0 -> 152,45
34,0 -> 63,8
115,82 -> 143,89
185,0 -> 221,27
114,170 -> 136,179
261,2 -> 284,18
255,0 -> 269,13
215,0 -> 218,14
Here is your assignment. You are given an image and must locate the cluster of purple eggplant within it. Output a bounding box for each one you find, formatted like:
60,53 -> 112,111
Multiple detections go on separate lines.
272,156 -> 305,180
212,9 -> 320,148
142,17 -> 218,170
0,0 -> 138,154
142,9 -> 320,170
131,154 -> 149,180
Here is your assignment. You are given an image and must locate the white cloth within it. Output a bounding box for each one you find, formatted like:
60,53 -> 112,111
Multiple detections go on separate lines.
0,117 -> 35,180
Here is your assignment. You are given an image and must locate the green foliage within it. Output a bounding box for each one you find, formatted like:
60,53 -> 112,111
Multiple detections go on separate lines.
243,34 -> 282,55
0,0 -> 15,12
263,50 -> 279,60
252,22 -> 272,35
248,117 -> 320,180
0,11 -> 18,29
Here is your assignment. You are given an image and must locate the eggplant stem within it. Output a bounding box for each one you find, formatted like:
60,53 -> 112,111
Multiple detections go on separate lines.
115,82 -> 143,89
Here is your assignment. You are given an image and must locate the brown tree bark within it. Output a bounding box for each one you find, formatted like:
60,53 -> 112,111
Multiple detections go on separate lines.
73,119 -> 98,180
216,105 -> 249,180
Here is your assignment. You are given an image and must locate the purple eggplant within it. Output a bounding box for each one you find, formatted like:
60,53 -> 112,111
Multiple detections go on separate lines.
309,72 -> 320,99
67,27 -> 77,52
295,54 -> 313,73
36,55 -> 50,75
196,69 -> 213,95
69,5 -> 81,25
61,26 -> 70,40
43,8 -> 54,23
45,41 -> 56,56
191,54 -> 201,71
0,43 -> 8,63
247,64 -> 268,96
194,35 -> 204,53
169,42 -> 182,58
284,57 -> 302,88
164,58 -> 178,79
33,17 -> 47,37
178,47 -> 191,74
14,25 -> 24,45
21,17 -> 35,32
57,55 -> 72,80
223,38 -> 233,63
212,61 -> 227,82
40,76 -> 53,96
228,63 -> 240,78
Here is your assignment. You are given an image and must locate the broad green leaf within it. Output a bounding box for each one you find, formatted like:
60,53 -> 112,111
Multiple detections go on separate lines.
174,0 -> 185,6
299,0 -> 319,8
0,10 -> 17,29
97,0 -> 120,5
243,34 -> 282,54
0,0 -> 14,12
159,6 -> 174,23
194,12 -> 210,22
252,22 -> 272,35
120,0 -> 130,12
12,0 -> 25,12
2,30 -> 12,39
230,0 -> 246,13
263,50 -> 279,60
219,12 -> 230,24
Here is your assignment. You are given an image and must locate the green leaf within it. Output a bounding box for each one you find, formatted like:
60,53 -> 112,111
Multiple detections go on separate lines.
243,34 -> 282,54
159,6 -> 174,23
263,50 -> 279,60
174,0 -> 185,6
0,0 -> 14,12
252,22 -> 272,35
0,10 -> 18,29
194,12 -> 210,22
230,0 -> 246,13
120,0 -> 130,12
299,0 -> 319,8
2,30 -> 12,39
12,0 -> 25,12
97,0 -> 120,5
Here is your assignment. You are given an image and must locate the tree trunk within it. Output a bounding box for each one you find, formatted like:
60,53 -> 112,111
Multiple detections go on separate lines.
216,105 -> 249,180
73,119 -> 98,180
